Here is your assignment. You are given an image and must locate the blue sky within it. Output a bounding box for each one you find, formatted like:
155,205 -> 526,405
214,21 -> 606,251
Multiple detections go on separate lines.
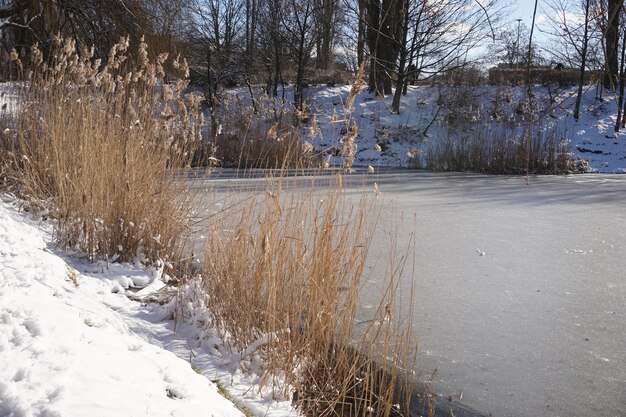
513,0 -> 541,26
507,0 -> 550,44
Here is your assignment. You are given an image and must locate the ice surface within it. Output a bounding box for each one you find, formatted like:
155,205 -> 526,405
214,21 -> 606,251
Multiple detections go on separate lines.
192,169 -> 626,417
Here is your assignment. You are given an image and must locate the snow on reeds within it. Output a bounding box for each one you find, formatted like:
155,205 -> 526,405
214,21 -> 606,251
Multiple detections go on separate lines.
1,37 -> 206,263
0,39 -> 420,417
199,176 -> 417,417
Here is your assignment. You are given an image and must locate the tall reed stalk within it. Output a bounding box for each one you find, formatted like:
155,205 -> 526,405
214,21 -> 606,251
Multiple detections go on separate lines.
1,37 -> 206,263
200,176 -> 417,417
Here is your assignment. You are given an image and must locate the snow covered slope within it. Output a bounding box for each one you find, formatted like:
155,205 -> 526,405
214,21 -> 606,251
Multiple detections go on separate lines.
224,83 -> 626,173
0,196 -> 295,417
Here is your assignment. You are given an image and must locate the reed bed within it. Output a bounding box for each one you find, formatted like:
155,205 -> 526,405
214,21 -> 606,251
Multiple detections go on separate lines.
1,37 -> 206,263
422,125 -> 575,174
1,39 -> 420,417
200,176 -> 417,417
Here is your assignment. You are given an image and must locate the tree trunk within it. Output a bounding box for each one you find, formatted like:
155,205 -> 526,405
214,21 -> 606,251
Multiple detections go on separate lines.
391,0 -> 409,114
206,47 -> 219,140
316,0 -> 334,70
615,26 -> 626,130
365,0 -> 402,96
245,0 -> 258,113
357,0 -> 366,67
604,0 -> 623,89
574,0 -> 590,121
378,0 -> 401,95
526,0 -> 539,101
403,12 -> 422,95
295,42 -> 305,110
365,0 -> 381,93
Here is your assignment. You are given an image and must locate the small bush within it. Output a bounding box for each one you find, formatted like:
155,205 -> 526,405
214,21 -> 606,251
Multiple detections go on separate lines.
209,91 -> 317,169
489,86 -> 515,123
308,68 -> 352,86
214,130 -> 312,169
437,85 -> 483,128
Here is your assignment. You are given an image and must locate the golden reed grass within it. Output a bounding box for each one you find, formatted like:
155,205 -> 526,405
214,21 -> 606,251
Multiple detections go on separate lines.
1,37 -> 206,264
199,175 -> 418,417
1,40 -> 420,416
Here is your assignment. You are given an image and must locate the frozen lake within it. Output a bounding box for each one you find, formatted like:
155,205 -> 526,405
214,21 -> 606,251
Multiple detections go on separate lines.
189,169 -> 626,417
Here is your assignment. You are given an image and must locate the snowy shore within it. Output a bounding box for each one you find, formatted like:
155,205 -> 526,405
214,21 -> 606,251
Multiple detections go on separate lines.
0,196 -> 297,417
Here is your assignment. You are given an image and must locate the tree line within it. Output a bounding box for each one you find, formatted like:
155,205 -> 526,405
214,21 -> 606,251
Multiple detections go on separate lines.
2,0 -> 626,124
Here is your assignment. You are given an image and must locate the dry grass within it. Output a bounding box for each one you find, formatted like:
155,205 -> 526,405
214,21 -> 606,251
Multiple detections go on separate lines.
214,130 -> 312,169
1,39 -> 420,417
422,125 -> 576,174
199,175 -> 417,417
190,65 -> 418,417
208,92 -> 316,169
211,63 -> 367,171
0,37 -> 207,263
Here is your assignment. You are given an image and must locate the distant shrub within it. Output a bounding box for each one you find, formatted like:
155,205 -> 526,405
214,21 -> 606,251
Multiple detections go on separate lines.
214,131 -> 312,169
489,86 -> 515,123
423,125 -> 579,174
308,68 -> 352,86
488,66 -> 603,86
212,93 -> 315,169
437,85 -> 483,128
437,67 -> 486,85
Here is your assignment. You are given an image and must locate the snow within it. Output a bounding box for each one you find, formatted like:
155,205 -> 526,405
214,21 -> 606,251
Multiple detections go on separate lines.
222,82 -> 626,173
0,82 -> 20,115
0,196 -> 297,417
4,78 -> 626,173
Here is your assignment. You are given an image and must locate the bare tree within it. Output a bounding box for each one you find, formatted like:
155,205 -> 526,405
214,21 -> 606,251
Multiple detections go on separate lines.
541,0 -> 603,71
188,0 -> 245,137
243,0 -> 259,111
258,0 -> 287,98
282,0 -> 318,110
314,0 -> 338,69
356,0 -> 366,66
365,0 -> 403,95
489,22 -> 544,68
0,0 -> 153,60
615,21 -> 626,129
527,0 -> 539,100
142,0 -> 190,57
390,0 -> 503,113
576,0 -> 592,120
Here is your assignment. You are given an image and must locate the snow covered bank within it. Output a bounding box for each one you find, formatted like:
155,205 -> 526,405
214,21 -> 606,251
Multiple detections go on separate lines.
0,196 -> 296,417
222,83 -> 626,173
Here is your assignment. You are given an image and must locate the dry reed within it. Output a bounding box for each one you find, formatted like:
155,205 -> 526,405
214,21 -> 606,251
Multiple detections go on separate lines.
199,176 -> 417,417
422,125 -> 576,174
1,39 -> 421,417
1,37 -> 207,263
209,90 -> 315,169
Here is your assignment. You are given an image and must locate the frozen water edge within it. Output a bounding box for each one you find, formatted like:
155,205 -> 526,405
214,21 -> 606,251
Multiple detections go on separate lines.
0,195 -> 298,417
189,169 -> 626,417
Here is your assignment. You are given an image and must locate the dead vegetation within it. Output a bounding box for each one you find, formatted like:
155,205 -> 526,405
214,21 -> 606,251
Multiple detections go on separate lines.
0,37 -> 205,264
0,37 -> 421,417
421,125 -> 578,174
199,177 -> 417,417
